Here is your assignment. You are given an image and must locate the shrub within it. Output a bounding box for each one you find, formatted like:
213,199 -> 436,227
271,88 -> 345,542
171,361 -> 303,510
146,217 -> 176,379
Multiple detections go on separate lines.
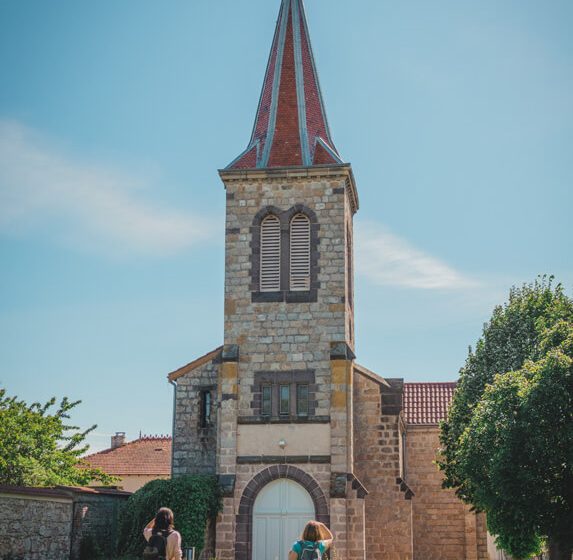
117,475 -> 221,557
79,534 -> 103,560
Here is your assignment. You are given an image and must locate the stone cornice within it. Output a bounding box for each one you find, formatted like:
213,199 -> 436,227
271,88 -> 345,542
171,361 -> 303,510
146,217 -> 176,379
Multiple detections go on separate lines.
219,163 -> 359,214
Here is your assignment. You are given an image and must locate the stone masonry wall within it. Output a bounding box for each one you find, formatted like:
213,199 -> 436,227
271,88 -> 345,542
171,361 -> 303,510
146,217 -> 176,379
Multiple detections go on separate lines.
222,171 -> 353,418
406,427 -> 488,560
0,495 -> 72,560
173,359 -> 219,476
215,167 -> 358,559
0,488 -> 129,560
353,371 -> 413,559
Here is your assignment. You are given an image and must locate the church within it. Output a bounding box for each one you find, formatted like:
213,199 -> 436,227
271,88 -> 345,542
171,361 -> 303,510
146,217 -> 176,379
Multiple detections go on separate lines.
168,1 -> 491,558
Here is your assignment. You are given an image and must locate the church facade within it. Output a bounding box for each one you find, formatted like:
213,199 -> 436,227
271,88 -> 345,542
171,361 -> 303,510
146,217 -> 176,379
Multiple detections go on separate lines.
169,1 -> 490,558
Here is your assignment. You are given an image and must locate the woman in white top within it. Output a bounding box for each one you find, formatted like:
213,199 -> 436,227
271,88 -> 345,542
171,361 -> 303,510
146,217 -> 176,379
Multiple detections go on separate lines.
143,507 -> 183,560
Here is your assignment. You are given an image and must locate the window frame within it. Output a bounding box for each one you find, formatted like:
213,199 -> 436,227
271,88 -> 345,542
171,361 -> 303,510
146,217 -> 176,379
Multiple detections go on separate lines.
200,389 -> 213,428
279,384 -> 290,416
261,385 -> 273,417
251,206 -> 319,304
259,214 -> 281,293
289,213 -> 311,292
296,384 -> 309,417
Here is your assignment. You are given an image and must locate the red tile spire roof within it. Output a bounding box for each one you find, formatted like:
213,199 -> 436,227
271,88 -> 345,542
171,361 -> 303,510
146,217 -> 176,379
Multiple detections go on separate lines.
403,383 -> 458,425
227,0 -> 343,170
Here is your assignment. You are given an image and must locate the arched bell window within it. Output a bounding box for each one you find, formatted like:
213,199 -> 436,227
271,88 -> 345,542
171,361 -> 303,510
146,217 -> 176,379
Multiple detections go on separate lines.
289,214 -> 311,291
260,215 -> 281,292
252,205 -> 318,303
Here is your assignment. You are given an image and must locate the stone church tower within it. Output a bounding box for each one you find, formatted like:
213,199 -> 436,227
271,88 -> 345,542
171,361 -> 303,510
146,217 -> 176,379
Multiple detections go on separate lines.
169,1 -> 491,559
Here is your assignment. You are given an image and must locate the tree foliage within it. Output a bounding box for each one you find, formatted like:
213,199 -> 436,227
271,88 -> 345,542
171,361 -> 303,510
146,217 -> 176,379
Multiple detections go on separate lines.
117,476 -> 221,558
0,389 -> 115,487
439,277 -> 573,558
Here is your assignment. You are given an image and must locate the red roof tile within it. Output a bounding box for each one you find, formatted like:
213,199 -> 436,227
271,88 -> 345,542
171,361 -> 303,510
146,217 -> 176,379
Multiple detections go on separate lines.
227,0 -> 342,170
403,383 -> 457,425
82,436 -> 171,476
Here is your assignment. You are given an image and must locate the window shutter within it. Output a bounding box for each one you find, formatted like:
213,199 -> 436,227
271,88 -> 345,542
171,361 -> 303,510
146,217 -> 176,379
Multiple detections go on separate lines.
289,214 -> 311,291
260,215 -> 281,292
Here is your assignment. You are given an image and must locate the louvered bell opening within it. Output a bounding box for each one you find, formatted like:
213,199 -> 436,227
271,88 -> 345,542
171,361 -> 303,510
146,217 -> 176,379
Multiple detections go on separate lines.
289,214 -> 311,291
260,215 -> 281,292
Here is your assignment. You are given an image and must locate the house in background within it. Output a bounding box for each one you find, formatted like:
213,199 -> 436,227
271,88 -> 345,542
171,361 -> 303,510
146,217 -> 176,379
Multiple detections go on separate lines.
83,432 -> 171,492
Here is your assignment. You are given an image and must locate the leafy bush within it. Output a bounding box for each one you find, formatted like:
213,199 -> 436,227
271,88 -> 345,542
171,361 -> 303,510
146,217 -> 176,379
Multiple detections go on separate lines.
79,534 -> 103,560
117,475 -> 221,557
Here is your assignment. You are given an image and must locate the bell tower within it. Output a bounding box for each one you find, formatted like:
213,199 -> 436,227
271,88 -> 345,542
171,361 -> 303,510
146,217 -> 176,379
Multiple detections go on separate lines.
217,1 -> 362,558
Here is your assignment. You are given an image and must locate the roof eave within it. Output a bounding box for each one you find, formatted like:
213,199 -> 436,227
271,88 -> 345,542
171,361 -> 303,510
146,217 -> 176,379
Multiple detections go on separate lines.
167,346 -> 223,382
353,363 -> 391,388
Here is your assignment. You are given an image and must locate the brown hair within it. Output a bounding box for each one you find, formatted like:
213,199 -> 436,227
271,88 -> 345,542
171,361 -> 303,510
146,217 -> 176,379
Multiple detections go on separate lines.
301,521 -> 322,542
154,507 -> 175,532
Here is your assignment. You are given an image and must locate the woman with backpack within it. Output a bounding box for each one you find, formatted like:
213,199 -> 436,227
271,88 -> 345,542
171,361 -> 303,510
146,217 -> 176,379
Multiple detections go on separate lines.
143,507 -> 182,560
289,520 -> 333,560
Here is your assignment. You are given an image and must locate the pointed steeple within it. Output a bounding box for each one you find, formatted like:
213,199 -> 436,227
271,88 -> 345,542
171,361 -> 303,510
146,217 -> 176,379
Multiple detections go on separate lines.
227,0 -> 343,170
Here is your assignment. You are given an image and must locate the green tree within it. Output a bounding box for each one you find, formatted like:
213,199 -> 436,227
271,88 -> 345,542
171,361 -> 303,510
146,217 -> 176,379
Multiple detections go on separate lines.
0,389 -> 115,487
439,278 -> 573,559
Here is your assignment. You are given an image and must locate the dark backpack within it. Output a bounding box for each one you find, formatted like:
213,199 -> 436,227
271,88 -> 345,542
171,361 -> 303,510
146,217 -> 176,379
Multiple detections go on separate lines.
298,540 -> 322,560
143,530 -> 171,560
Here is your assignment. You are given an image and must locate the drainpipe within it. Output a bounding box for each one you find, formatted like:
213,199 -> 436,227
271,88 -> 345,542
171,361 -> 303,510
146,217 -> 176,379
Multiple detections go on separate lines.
169,378 -> 177,478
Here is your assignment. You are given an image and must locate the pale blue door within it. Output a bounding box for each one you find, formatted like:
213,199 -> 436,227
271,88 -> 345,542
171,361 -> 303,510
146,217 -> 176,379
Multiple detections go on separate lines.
253,479 -> 315,560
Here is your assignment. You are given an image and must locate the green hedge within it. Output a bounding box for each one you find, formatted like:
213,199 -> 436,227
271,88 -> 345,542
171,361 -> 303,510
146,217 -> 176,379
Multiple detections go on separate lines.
117,475 -> 221,557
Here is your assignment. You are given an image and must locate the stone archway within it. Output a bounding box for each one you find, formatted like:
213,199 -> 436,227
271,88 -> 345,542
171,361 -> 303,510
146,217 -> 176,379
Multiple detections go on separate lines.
234,465 -> 329,560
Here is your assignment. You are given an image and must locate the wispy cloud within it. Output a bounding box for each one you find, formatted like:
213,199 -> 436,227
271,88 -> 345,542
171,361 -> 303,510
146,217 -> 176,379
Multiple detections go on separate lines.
0,120 -> 215,256
356,221 -> 478,290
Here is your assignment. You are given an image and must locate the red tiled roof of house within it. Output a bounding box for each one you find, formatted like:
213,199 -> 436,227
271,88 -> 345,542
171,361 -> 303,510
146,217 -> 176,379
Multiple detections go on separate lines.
403,382 -> 457,425
82,436 -> 171,476
227,0 -> 342,170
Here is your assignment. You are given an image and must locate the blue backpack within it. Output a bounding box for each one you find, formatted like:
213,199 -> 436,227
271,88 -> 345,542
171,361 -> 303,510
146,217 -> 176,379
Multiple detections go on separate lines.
297,540 -> 322,560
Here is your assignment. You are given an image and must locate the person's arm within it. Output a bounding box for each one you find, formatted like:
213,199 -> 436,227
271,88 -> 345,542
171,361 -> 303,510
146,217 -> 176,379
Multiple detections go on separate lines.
318,522 -> 333,548
167,531 -> 182,560
143,519 -> 155,542
289,541 -> 300,560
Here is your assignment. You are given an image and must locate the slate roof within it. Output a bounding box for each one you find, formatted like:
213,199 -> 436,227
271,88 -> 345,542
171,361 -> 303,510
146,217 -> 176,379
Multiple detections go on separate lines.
227,0 -> 342,169
403,382 -> 457,425
82,436 -> 171,476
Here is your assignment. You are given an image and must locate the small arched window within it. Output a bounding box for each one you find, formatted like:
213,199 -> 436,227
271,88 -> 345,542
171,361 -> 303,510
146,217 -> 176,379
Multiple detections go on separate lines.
289,213 -> 311,291
260,215 -> 281,292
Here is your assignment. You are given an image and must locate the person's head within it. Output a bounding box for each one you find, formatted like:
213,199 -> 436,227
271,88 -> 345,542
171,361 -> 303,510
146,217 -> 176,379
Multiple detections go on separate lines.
154,507 -> 174,531
301,521 -> 322,542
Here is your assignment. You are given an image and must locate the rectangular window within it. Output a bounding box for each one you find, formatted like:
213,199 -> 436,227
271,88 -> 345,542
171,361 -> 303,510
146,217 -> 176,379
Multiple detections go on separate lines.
297,384 -> 309,416
200,390 -> 212,428
279,385 -> 290,415
262,385 -> 272,416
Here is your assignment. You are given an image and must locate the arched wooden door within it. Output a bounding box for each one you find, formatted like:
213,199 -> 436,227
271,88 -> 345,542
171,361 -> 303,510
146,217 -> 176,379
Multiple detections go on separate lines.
252,478 -> 315,560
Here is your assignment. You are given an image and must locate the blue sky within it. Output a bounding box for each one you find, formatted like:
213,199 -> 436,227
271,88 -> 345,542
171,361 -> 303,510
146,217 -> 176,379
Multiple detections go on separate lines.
1,0 -> 572,453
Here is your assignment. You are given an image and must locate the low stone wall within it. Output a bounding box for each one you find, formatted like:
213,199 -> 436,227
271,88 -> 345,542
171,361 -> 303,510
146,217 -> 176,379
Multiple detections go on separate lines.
0,488 -> 72,560
0,485 -> 130,560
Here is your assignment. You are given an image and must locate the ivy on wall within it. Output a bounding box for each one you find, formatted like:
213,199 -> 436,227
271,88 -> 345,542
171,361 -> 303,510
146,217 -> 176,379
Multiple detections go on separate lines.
117,476 -> 221,558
